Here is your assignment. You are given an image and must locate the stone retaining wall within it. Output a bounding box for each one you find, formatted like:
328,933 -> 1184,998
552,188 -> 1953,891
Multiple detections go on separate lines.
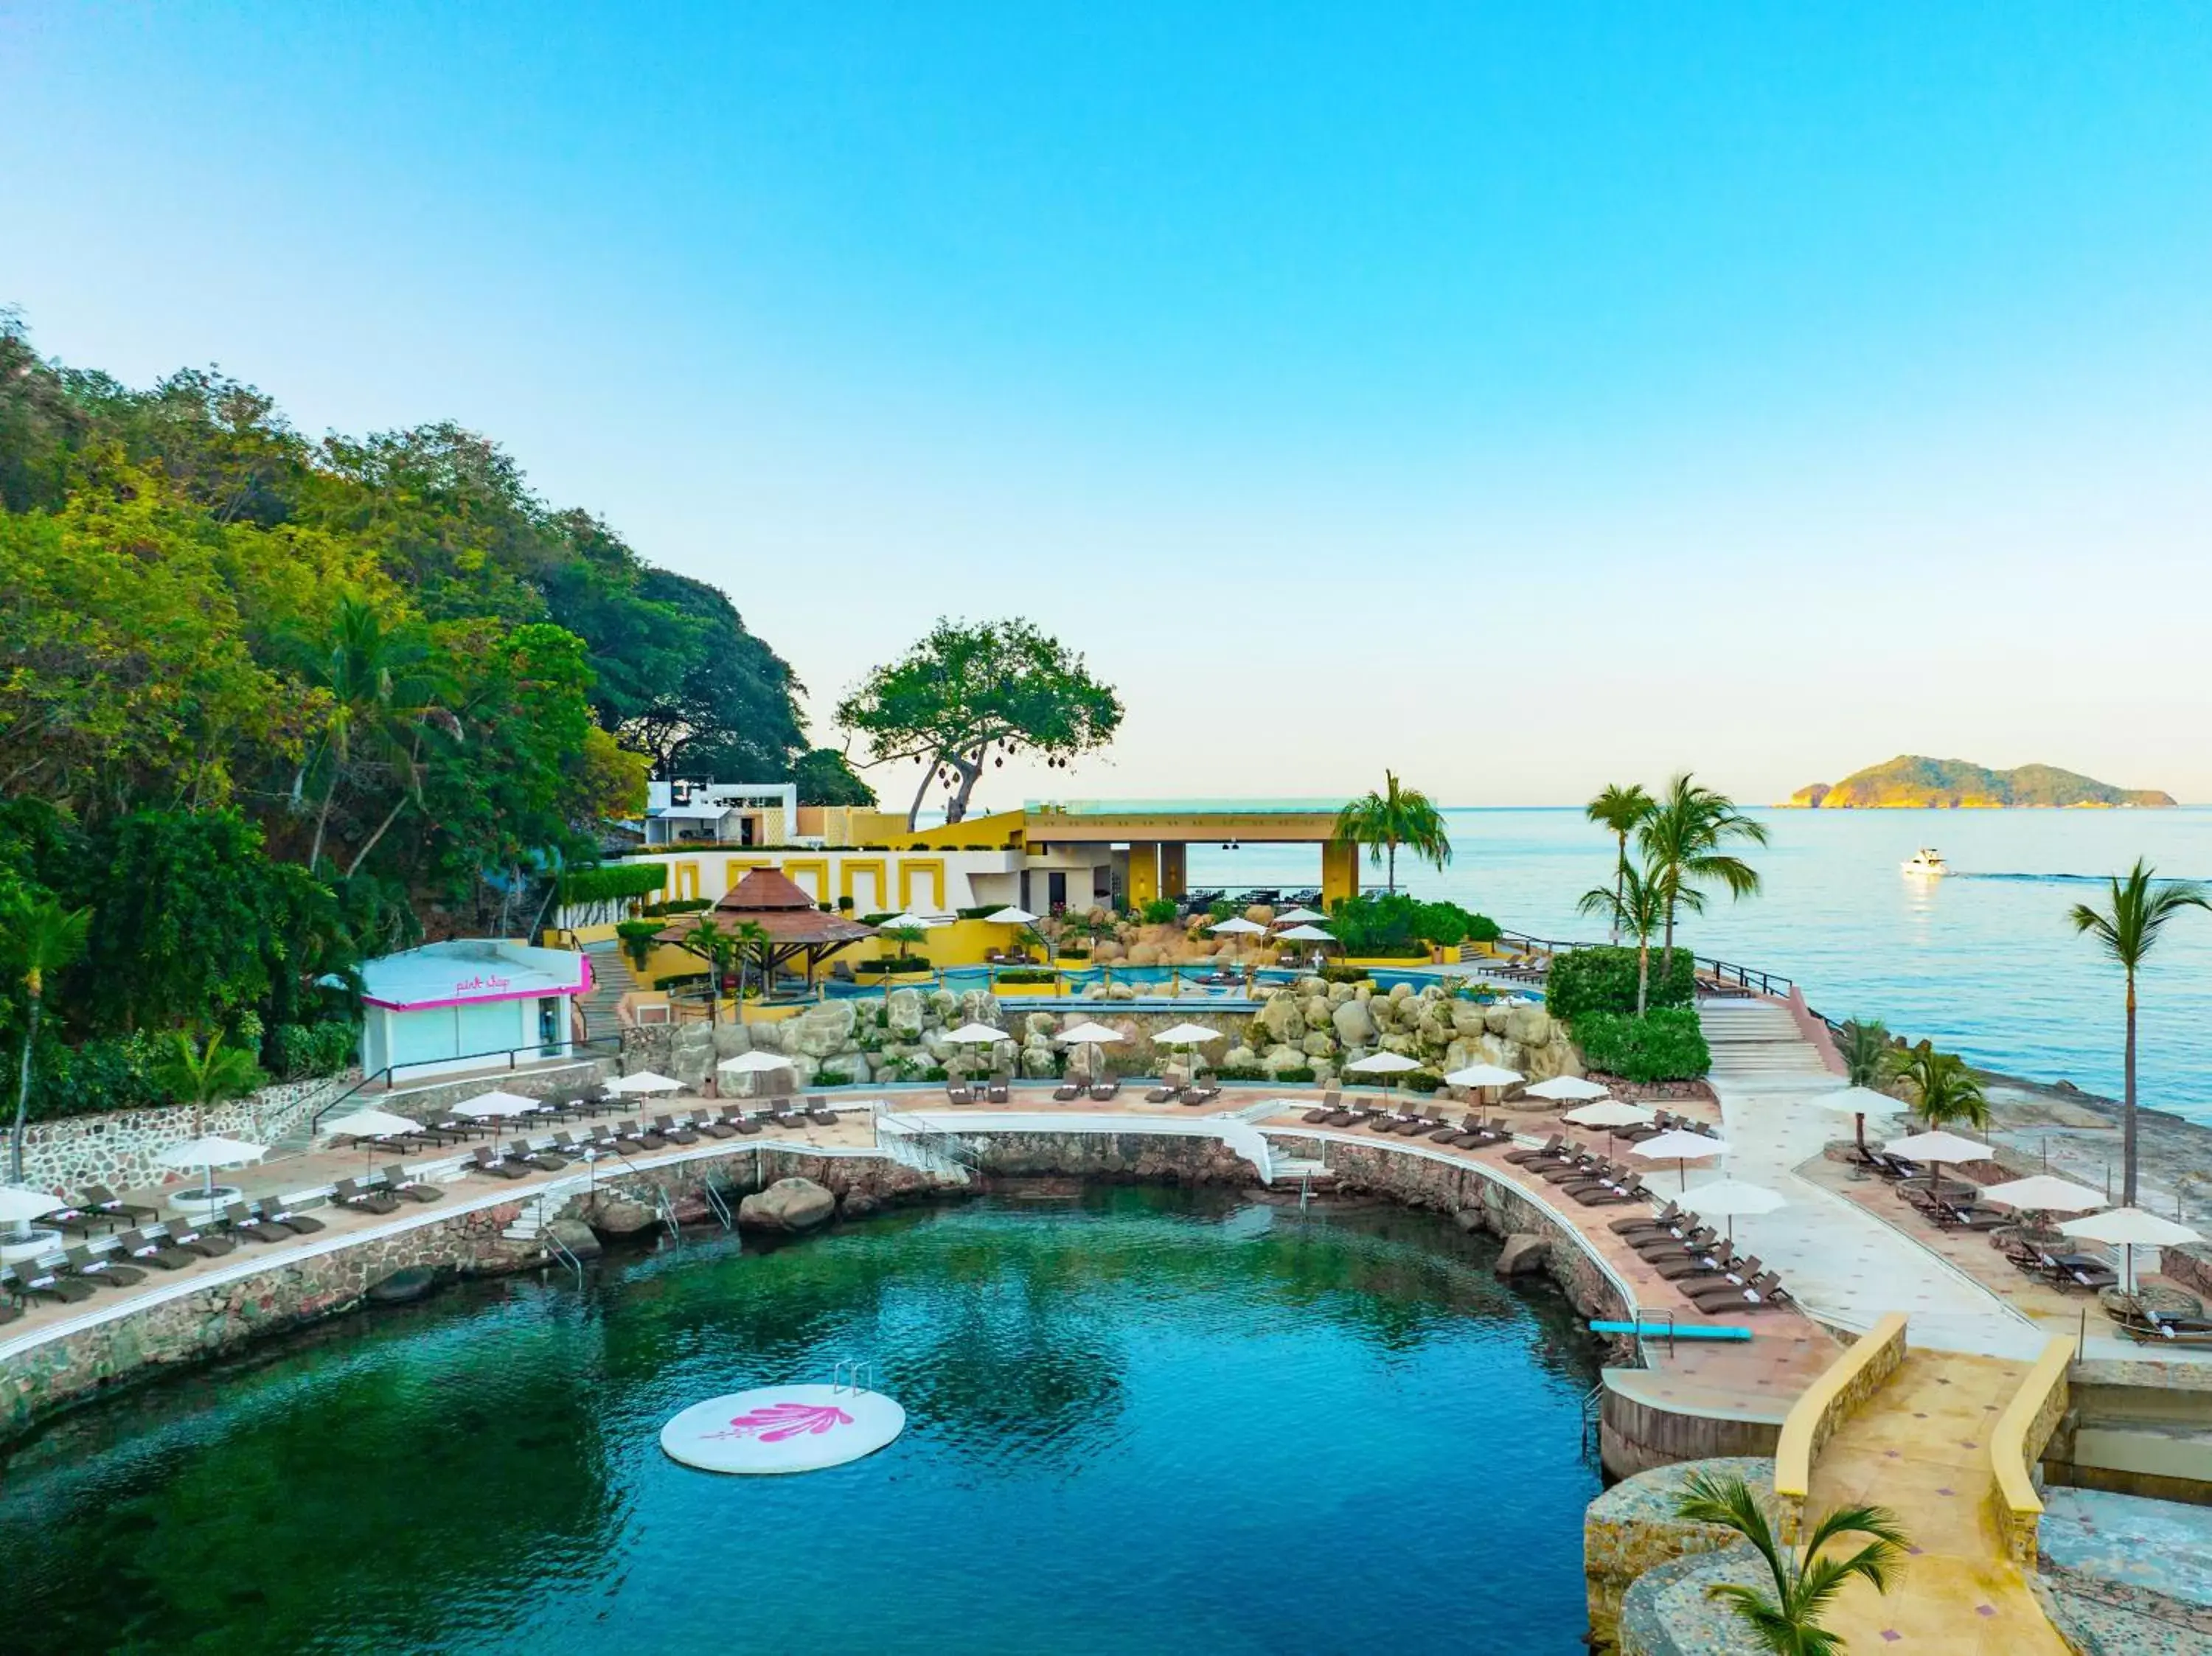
1599,1389 -> 1784,1482
1585,1457 -> 1774,1652
13,1073 -> 355,1196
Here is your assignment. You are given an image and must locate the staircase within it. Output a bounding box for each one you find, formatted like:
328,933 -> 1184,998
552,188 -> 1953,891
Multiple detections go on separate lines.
1697,1001 -> 1836,1087
501,1191 -> 557,1245
579,940 -> 636,1041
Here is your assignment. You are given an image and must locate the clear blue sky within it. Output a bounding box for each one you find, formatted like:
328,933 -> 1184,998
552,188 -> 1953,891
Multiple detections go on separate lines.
6,3 -> 2211,804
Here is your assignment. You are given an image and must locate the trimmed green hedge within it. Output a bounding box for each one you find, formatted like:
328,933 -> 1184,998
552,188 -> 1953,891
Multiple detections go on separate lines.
1571,1006 -> 1711,1082
267,1020 -> 358,1080
557,863 -> 668,905
857,956 -> 931,973
641,897 -> 712,916
996,968 -> 1056,984
1318,964 -> 1370,984
1543,946 -> 1695,1021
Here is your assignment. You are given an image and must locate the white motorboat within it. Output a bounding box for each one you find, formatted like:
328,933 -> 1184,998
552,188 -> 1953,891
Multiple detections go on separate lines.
1901,848 -> 1950,877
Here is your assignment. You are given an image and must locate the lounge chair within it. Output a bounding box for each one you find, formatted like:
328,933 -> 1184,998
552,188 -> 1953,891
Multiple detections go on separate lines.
65,1244 -> 146,1289
1503,1134 -> 1565,1166
1688,1270 -> 1792,1313
806,1096 -> 839,1127
80,1184 -> 161,1224
2051,1256 -> 2120,1293
1183,1079 -> 1222,1107
692,1110 -> 737,1140
1613,1200 -> 1680,1236
10,1268 -> 97,1304
731,1109 -> 764,1135
379,1165 -> 442,1203
766,1099 -> 804,1130
1575,1178 -> 1649,1208
333,1178 -> 403,1215
621,1118 -> 672,1149
1088,1076 -> 1121,1102
1056,1072 -> 1090,1102
161,1216 -> 238,1256
260,1200 -> 327,1234
504,1139 -> 569,1173
466,1147 -> 529,1181
222,1203 -> 299,1242
1325,1096 -> 1365,1127
116,1228 -> 199,1270
35,1203 -> 114,1238
1303,1090 -> 1341,1124
652,1113 -> 701,1146
986,1074 -> 1012,1105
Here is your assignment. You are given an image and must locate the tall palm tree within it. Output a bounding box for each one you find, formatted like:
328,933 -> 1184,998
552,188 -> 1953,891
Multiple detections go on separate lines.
1886,1040 -> 1988,1196
1585,783 -> 1654,944
1638,773 -> 1769,981
1835,1019 -> 1893,1152
1674,1469 -> 1907,1656
149,1031 -> 265,1137
1332,770 -> 1452,894
2070,859 -> 2210,1205
1576,859 -> 1673,1016
682,915 -> 739,1025
4,894 -> 91,1181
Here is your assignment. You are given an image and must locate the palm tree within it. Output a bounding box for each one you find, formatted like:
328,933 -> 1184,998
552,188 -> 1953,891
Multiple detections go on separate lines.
1886,1040 -> 1988,1196
4,894 -> 91,1181
1585,783 -> 1654,944
1576,858 -> 1675,1016
682,915 -> 740,1025
1835,1019 -> 1894,1152
1674,1469 -> 1907,1655
1638,773 -> 1769,982
2069,859 -> 2210,1206
149,1030 -> 265,1137
1332,770 -> 1452,894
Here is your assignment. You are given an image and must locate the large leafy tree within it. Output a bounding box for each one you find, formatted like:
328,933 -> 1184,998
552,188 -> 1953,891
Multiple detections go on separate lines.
836,618 -> 1124,828
1585,782 -> 1653,944
1673,1469 -> 1906,1655
1638,773 -> 1769,978
3,891 -> 91,1180
2068,859 -> 2208,1205
1332,770 -> 1452,894
619,569 -> 807,781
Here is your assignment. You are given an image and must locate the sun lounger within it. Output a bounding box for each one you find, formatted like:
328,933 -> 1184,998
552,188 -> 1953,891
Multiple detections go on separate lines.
1302,1090 -> 1340,1124
806,1096 -> 839,1127
79,1184 -> 161,1224
1147,1071 -> 1185,1104
65,1243 -> 145,1289
504,1139 -> 569,1173
692,1110 -> 737,1140
1088,1076 -> 1122,1101
467,1147 -> 530,1181
986,1074 -> 1012,1105
1503,1135 -> 1565,1166
1613,1200 -> 1680,1236
161,1217 -> 237,1256
221,1202 -> 299,1242
9,1267 -> 97,1304
945,1077 -> 977,1104
1688,1270 -> 1792,1313
261,1200 -> 327,1234
378,1165 -> 442,1203
333,1178 -> 402,1215
1056,1073 -> 1089,1102
651,1113 -> 701,1145
35,1203 -> 114,1238
116,1228 -> 198,1270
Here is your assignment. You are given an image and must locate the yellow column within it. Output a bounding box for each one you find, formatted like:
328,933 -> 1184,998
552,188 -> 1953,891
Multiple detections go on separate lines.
1160,842 -> 1188,900
1321,841 -> 1360,909
1127,842 -> 1161,908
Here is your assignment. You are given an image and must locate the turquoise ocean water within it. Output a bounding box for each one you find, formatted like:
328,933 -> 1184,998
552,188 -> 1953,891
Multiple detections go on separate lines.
1188,807 -> 2212,1120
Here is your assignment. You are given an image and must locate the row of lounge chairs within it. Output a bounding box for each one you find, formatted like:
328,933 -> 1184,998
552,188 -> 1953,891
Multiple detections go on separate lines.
1606,1201 -> 1795,1314
1995,1234 -> 2119,1293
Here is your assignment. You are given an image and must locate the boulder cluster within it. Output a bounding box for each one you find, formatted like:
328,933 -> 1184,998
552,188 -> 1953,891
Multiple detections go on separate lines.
1217,975 -> 1582,1087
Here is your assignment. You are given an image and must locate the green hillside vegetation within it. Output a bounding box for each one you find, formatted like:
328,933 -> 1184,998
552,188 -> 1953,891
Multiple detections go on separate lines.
1787,756 -> 2175,810
0,311 -> 869,1118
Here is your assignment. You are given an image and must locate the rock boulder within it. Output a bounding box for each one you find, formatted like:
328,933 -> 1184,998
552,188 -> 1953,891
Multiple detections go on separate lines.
591,1197 -> 657,1236
1332,998 -> 1378,1047
737,1177 -> 837,1234
1495,1234 -> 1548,1277
886,987 -> 926,1037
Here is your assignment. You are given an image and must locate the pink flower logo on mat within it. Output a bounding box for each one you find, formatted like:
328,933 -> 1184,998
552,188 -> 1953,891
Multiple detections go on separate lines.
702,1402 -> 855,1443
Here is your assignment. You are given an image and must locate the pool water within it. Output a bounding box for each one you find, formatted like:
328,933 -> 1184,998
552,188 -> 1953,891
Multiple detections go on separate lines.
0,1189 -> 1605,1655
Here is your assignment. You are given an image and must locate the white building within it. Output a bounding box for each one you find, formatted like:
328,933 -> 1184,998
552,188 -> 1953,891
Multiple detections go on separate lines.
357,939 -> 591,1082
641,781 -> 801,847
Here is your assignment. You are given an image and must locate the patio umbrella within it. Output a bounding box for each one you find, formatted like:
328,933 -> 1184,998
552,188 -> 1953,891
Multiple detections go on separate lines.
453,1090 -> 541,1121
984,907 -> 1039,926
1521,1074 -> 1612,1104
945,1023 -> 1015,1045
608,1070 -> 684,1095
877,913 -> 940,932
718,1048 -> 796,1097
157,1135 -> 268,1201
1275,925 -> 1335,943
0,1185 -> 58,1239
1444,1061 -> 1523,1099
1207,917 -> 1267,936
1564,1098 -> 1655,1155
1632,1128 -> 1728,1192
321,1107 -> 424,1140
1819,1086 -> 1910,1153
1883,1130 -> 1994,1201
1056,1020 -> 1124,1082
1346,1048 -> 1423,1102
2059,1206 -> 2203,1293
1979,1175 -> 2106,1214
1274,907 -> 1327,925
1679,1177 -> 1786,1241
1154,1022 -> 1225,1082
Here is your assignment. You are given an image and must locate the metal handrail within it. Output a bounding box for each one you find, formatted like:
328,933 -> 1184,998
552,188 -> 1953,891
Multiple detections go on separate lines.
1492,928 -> 1799,999
543,1220 -> 586,1287
310,1037 -> 622,1132
651,1188 -> 680,1239
701,1183 -> 734,1231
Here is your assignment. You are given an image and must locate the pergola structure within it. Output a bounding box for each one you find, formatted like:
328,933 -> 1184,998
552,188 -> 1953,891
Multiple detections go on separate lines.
655,867 -> 876,991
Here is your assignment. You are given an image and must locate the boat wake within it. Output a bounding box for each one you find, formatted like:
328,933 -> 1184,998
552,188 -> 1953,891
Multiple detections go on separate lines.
1949,871 -> 2209,885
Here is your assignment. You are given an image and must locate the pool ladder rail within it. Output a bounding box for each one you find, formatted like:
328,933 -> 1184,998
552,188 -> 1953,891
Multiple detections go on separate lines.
831,1359 -> 876,1396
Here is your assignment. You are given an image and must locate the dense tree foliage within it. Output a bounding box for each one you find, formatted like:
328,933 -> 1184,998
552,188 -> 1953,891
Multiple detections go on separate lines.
0,313 -> 829,1113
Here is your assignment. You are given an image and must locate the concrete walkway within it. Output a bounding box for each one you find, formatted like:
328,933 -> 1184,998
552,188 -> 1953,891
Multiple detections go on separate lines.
1807,1349 -> 2070,1653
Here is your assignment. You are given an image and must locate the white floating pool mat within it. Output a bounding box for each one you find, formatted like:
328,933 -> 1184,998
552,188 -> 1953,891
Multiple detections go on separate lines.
661,1370 -> 903,1475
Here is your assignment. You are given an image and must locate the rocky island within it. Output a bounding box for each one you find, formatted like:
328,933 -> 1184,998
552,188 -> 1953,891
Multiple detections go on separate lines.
1785,754 -> 2175,809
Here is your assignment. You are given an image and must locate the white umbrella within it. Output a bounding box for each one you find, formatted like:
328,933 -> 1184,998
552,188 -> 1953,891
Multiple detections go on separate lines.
1275,925 -> 1335,943
454,1089 -> 540,1116
0,1186 -> 58,1227
609,1070 -> 684,1095
1632,1128 -> 1728,1191
718,1048 -> 796,1098
1565,1100 -> 1655,1129
1522,1074 -> 1611,1103
1154,1022 -> 1225,1083
945,1023 -> 1015,1045
1346,1048 -> 1423,1099
1444,1063 -> 1523,1089
1820,1085 -> 1910,1152
1056,1020 -> 1124,1080
1274,907 -> 1327,925
321,1108 -> 423,1140
876,913 -> 939,933
1207,917 -> 1267,936
1883,1129 -> 1995,1205
1680,1177 -> 1786,1240
1980,1175 -> 2107,1214
2059,1206 -> 2204,1292
984,906 -> 1038,926
158,1135 -> 268,1200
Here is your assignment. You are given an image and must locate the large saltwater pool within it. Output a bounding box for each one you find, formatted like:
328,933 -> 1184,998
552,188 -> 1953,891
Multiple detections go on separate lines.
0,1189 -> 1605,1655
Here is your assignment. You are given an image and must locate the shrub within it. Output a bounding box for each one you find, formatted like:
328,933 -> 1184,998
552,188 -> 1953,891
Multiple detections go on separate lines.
835,895 -> 855,912
1402,1070 -> 1444,1093
27,1032 -> 167,1121
1140,898 -> 1179,925
1543,946 -> 1694,1021
1319,963 -> 1370,984
1326,892 -> 1499,954
956,905 -> 1001,921
858,956 -> 931,974
1571,1007 -> 1711,1082
996,968 -> 1056,985
641,897 -> 712,916
556,863 -> 669,906
1217,1064 -> 1267,1082
267,1020 -> 358,1080
816,1068 -> 853,1087
1207,898 -> 1237,921
1277,1065 -> 1317,1084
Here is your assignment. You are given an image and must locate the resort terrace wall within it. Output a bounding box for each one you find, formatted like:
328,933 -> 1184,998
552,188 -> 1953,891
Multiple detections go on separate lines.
1773,1311 -> 1910,1539
13,1073 -> 350,1195
1988,1335 -> 2075,1567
